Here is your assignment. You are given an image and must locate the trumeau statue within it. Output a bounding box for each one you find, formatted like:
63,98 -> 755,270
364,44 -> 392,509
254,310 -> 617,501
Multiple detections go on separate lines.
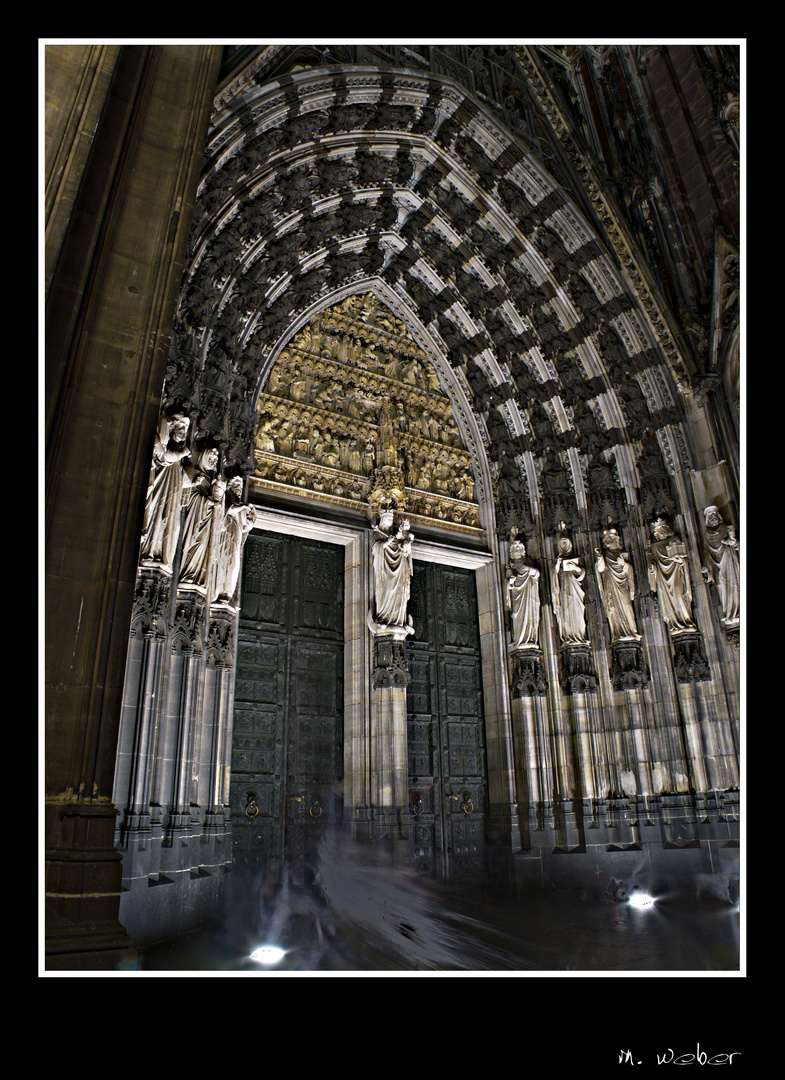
506,529 -> 541,649
551,532 -> 588,644
370,509 -> 415,632
179,448 -> 225,590
701,505 -> 740,629
646,517 -> 696,635
595,526 -> 640,642
139,413 -> 192,574
210,477 -> 257,607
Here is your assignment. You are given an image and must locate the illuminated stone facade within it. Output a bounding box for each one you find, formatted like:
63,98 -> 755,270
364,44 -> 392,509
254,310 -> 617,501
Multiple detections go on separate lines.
45,43 -> 741,966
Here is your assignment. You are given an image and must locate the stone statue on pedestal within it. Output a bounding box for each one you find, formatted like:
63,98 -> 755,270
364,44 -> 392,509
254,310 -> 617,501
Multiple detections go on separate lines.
139,413 -> 192,574
551,533 -> 588,644
506,530 -> 540,649
646,517 -> 696,634
179,447 -> 226,589
370,509 -> 415,632
210,477 -> 257,607
595,526 -> 640,642
701,505 -> 740,629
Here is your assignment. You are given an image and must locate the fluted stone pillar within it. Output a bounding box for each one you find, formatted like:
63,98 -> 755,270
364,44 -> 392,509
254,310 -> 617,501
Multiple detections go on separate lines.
369,631 -> 411,857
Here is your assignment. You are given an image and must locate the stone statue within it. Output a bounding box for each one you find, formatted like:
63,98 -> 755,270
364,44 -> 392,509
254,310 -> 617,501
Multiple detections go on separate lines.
506,531 -> 541,649
179,448 -> 226,589
595,526 -> 640,642
701,505 -> 740,629
646,518 -> 696,634
210,477 -> 257,607
371,509 -> 414,630
551,534 -> 588,644
139,413 -> 192,573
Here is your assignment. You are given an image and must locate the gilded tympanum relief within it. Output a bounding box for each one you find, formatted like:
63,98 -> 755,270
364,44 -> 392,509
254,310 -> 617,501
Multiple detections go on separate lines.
252,293 -> 480,533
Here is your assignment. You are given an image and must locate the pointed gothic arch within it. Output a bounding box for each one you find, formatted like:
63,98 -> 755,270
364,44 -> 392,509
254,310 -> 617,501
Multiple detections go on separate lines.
45,45 -> 740,964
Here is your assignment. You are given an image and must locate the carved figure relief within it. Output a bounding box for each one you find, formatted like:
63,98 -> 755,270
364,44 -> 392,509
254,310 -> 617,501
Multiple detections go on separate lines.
370,509 -> 415,633
646,517 -> 696,635
179,447 -> 225,589
210,477 -> 258,608
139,413 -> 193,574
252,293 -> 479,532
506,530 -> 541,649
701,505 -> 740,629
551,532 -> 588,644
595,526 -> 640,642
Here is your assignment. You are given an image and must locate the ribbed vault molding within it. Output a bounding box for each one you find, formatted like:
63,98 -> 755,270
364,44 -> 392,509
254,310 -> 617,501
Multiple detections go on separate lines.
164,64 -> 696,539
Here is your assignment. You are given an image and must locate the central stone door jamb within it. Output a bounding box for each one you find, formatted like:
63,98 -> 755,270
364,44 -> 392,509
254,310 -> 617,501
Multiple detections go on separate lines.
367,537 -> 516,877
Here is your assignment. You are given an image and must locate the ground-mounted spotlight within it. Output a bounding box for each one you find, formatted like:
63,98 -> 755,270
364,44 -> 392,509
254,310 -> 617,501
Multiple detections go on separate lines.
249,943 -> 287,965
628,891 -> 655,909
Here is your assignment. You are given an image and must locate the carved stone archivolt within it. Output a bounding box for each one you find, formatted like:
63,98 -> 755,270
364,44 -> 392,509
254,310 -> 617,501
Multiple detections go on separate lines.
252,292 -> 480,533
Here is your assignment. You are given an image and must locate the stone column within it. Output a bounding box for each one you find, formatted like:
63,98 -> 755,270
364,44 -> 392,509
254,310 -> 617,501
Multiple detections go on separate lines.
510,689 -> 554,844
201,612 -> 236,832
369,630 -> 411,858
44,43 -> 224,967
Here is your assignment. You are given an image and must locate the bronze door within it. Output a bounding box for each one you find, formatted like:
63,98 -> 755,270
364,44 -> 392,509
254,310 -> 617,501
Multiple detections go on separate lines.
230,531 -> 344,880
406,561 -> 487,882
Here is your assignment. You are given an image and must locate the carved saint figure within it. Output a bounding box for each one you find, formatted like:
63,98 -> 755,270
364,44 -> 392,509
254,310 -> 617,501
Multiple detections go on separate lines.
139,413 -> 192,573
701,505 -> 740,628
506,531 -> 541,648
646,518 -> 696,634
551,535 -> 588,644
179,448 -> 226,589
211,477 -> 257,607
371,509 -> 414,628
595,526 -> 640,642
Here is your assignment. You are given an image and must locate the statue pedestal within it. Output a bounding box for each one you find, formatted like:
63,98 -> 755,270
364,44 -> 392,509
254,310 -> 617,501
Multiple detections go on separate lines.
510,645 -> 547,698
671,629 -> 711,682
610,638 -> 649,691
368,628 -> 411,845
558,641 -> 597,694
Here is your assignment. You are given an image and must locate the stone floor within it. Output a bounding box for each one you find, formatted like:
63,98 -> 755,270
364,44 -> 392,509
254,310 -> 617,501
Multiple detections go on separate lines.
124,857 -> 742,974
